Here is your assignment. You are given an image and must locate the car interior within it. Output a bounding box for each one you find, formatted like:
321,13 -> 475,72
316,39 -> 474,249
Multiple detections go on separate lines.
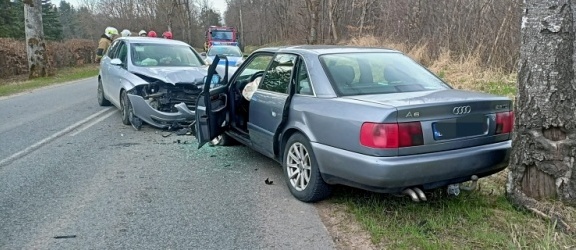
322,56 -> 436,96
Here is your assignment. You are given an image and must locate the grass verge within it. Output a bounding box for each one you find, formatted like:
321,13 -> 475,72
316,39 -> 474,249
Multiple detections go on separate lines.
0,64 -> 100,97
328,177 -> 576,249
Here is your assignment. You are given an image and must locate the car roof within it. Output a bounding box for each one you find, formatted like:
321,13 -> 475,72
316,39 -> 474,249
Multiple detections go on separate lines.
116,36 -> 191,46
253,45 -> 401,55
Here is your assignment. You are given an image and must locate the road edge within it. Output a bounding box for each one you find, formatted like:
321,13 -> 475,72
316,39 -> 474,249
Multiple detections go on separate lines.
0,76 -> 98,101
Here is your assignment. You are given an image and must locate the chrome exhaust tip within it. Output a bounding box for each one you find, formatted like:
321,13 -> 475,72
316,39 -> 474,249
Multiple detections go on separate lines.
402,188 -> 420,202
412,187 -> 427,201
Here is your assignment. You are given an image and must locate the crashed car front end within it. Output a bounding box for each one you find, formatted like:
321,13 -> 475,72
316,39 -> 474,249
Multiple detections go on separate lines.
125,67 -> 211,130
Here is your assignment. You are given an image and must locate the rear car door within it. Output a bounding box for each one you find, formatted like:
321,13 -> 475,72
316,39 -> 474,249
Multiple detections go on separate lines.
195,56 -> 230,148
248,53 -> 297,156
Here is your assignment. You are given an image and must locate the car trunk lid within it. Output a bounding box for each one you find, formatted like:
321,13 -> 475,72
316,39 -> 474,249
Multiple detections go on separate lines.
346,89 -> 513,155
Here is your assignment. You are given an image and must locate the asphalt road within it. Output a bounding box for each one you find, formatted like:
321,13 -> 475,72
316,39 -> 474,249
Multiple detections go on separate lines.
0,77 -> 335,249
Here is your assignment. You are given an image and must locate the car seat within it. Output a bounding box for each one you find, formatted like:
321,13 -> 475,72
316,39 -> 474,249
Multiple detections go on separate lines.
383,66 -> 404,83
328,65 -> 355,86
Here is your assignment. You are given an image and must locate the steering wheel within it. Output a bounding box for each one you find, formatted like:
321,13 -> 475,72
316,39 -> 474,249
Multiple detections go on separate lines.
249,70 -> 265,82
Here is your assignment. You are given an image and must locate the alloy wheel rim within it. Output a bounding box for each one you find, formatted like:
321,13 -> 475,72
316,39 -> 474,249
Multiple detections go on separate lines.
286,142 -> 311,191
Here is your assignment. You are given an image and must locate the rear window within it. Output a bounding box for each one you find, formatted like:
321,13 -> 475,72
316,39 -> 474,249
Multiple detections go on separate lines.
319,52 -> 450,96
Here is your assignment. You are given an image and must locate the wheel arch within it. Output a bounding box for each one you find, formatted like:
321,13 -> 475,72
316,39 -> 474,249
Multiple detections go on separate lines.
277,127 -> 311,162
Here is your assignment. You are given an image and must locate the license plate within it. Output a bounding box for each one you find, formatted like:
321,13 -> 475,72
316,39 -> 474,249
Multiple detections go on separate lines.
432,115 -> 488,140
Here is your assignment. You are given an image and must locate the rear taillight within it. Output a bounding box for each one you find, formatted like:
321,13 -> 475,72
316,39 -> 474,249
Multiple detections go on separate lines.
360,122 -> 423,148
495,111 -> 514,134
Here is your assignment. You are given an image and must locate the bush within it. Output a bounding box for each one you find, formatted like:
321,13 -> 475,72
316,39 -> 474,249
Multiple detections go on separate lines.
0,38 -> 97,78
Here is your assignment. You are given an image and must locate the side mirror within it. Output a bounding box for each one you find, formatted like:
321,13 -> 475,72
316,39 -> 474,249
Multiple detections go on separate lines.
110,58 -> 123,66
204,74 -> 221,88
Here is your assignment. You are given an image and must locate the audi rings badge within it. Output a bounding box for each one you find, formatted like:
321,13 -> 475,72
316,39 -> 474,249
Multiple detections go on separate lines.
452,106 -> 471,115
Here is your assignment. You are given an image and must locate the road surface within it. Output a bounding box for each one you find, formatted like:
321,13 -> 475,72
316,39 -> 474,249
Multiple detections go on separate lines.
0,77 -> 335,249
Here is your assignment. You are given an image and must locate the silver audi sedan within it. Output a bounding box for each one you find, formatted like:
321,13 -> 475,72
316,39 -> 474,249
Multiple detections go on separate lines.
195,46 -> 513,203
97,37 -> 217,130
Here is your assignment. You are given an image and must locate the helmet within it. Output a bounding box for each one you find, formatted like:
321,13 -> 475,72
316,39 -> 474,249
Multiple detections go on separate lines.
121,29 -> 131,37
162,31 -> 173,39
138,30 -> 147,36
148,30 -> 157,37
104,27 -> 118,38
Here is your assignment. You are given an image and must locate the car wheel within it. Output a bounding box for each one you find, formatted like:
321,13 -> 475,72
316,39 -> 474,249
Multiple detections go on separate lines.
209,134 -> 236,146
120,90 -> 131,125
283,132 -> 332,202
97,79 -> 111,106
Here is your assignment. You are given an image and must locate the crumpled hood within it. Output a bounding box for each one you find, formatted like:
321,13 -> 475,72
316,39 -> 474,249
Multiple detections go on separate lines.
131,66 -> 209,85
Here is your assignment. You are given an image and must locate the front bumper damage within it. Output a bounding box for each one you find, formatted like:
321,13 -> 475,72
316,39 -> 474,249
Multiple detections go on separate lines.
127,94 -> 196,129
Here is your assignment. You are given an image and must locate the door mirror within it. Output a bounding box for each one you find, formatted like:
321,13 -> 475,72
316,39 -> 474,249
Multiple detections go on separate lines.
204,74 -> 221,88
110,58 -> 123,66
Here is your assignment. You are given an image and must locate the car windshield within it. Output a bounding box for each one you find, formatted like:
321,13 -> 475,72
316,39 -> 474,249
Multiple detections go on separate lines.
319,52 -> 451,96
210,30 -> 233,40
207,46 -> 242,57
130,43 -> 205,67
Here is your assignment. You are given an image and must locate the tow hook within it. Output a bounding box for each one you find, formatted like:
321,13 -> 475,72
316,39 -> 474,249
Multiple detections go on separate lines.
447,175 -> 479,196
401,187 -> 427,202
459,175 -> 479,191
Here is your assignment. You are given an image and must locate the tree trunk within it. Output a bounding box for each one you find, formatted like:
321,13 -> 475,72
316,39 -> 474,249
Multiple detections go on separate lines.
24,0 -> 51,79
507,0 -> 576,212
328,0 -> 339,43
305,0 -> 320,44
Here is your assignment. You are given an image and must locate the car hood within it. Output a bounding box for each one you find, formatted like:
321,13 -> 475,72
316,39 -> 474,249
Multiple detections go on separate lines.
130,66 -> 209,85
343,89 -> 509,107
208,56 -> 243,64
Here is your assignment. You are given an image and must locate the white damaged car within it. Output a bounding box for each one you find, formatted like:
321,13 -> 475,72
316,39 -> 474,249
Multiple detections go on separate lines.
97,37 -> 224,130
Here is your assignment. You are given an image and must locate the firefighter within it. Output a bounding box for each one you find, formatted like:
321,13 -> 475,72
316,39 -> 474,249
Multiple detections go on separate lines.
138,30 -> 147,37
95,27 -> 118,63
121,29 -> 131,37
162,31 -> 173,39
148,30 -> 157,37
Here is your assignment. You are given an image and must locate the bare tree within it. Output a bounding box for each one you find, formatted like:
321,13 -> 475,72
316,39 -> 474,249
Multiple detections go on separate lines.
23,0 -> 51,79
507,0 -> 576,230
304,0 -> 320,44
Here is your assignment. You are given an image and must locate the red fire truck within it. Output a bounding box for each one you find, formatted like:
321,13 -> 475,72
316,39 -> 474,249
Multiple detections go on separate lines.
204,26 -> 240,51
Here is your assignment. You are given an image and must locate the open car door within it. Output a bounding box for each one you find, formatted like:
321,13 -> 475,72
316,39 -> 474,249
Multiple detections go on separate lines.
195,55 -> 230,149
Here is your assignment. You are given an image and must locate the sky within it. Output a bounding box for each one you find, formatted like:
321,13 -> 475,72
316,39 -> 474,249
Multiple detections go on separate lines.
51,0 -> 229,20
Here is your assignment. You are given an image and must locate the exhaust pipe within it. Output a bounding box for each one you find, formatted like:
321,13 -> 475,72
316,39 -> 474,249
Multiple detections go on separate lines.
402,188 -> 420,202
459,175 -> 479,191
412,187 -> 427,201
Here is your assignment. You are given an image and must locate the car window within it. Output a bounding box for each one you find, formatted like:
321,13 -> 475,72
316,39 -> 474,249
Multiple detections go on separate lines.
107,40 -> 121,58
130,43 -> 205,67
207,46 -> 242,57
259,53 -> 297,94
117,42 -> 128,64
236,53 -> 274,81
295,59 -> 313,95
320,52 -> 450,96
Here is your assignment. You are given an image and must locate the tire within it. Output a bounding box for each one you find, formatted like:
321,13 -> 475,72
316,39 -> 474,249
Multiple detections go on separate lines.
120,90 -> 131,125
283,132 -> 332,202
97,79 -> 111,106
209,133 -> 237,146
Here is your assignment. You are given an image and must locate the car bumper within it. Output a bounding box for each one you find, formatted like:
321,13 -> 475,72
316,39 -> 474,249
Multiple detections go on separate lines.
312,140 -> 511,193
127,94 -> 195,129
